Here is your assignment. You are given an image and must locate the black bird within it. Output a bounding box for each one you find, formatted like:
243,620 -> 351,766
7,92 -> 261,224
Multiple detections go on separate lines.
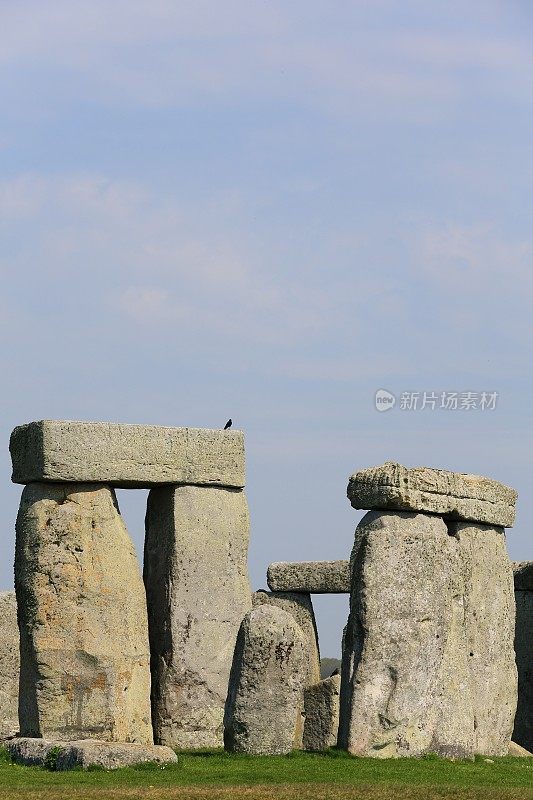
223,419 -> 232,430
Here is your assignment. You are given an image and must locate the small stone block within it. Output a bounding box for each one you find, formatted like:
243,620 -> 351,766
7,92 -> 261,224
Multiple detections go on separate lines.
303,675 -> 341,751
267,561 -> 350,593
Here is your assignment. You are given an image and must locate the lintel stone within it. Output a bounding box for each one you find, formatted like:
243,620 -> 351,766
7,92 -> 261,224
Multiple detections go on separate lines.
267,561 -> 350,593
347,461 -> 516,527
10,420 -> 245,488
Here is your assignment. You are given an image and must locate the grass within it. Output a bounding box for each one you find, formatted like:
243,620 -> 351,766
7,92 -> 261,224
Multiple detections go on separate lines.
0,747 -> 532,800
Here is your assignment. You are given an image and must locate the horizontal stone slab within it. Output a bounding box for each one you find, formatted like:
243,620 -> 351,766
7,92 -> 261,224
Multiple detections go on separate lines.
347,461 -> 516,527
513,562 -> 533,592
267,561 -> 350,593
7,738 -> 178,770
10,420 -> 245,488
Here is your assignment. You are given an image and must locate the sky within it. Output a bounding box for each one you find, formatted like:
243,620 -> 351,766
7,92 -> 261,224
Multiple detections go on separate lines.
1,0 -> 533,656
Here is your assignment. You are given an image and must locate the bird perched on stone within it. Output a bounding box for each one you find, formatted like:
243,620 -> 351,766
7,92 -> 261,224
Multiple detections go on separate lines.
224,419 -> 232,430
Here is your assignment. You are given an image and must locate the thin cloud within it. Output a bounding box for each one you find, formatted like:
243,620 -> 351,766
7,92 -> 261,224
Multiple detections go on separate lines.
2,1 -> 532,117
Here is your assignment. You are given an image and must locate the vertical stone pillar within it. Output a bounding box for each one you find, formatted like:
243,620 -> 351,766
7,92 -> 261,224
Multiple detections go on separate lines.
512,562 -> 533,753
449,522 -> 517,755
0,591 -> 19,738
338,510 -> 474,758
144,484 -> 252,749
15,483 -> 152,744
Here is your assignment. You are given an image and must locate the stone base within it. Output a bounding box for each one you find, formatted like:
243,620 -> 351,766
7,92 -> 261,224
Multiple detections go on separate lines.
7,738 -> 177,770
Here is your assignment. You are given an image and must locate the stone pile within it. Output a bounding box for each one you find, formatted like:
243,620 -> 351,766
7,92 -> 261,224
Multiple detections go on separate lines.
225,557 -> 354,753
339,462 -> 518,758
224,559 -> 356,752
9,420 -> 252,761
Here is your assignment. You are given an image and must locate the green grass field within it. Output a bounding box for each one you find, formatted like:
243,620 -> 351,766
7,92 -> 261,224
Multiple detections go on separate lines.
1,747 -> 532,800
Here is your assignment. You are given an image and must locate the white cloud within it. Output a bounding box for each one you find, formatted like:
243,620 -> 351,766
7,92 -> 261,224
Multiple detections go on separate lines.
0,172 -> 356,351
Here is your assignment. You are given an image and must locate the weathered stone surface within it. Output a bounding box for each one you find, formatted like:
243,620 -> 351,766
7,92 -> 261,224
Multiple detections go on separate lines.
347,462 -> 516,527
144,485 -> 251,749
224,605 -> 307,755
509,740 -> 533,757
267,561 -> 350,593
340,511 -> 517,758
0,591 -> 19,738
339,511 -> 475,759
7,737 -> 177,769
10,420 -> 245,488
513,590 -> 533,753
513,561 -> 533,591
303,675 -> 340,751
253,591 -> 320,687
449,521 -> 517,756
15,483 -> 152,744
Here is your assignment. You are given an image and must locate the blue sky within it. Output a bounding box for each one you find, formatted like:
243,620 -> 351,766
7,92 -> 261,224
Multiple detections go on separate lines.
1,1 -> 533,655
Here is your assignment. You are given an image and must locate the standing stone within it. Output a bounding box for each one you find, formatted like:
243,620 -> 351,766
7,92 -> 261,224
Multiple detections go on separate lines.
514,589 -> 533,753
514,562 -> 533,591
15,483 -> 152,744
224,605 -> 306,754
144,485 -> 251,749
252,591 -> 320,687
303,674 -> 340,751
339,511 -> 474,759
513,561 -> 533,753
0,591 -> 19,738
448,521 -> 517,756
